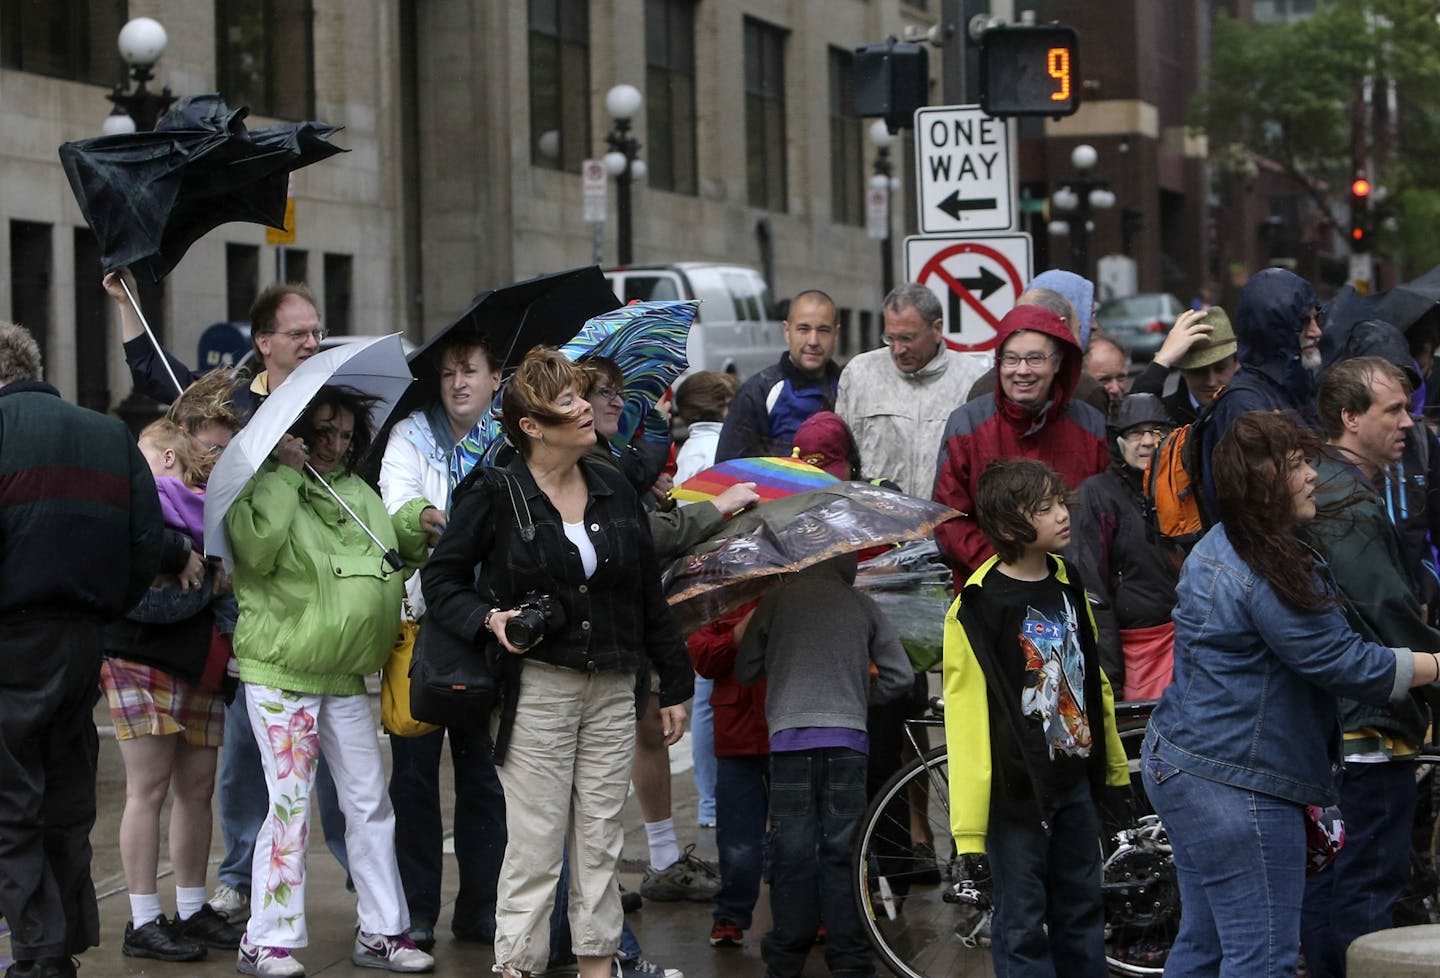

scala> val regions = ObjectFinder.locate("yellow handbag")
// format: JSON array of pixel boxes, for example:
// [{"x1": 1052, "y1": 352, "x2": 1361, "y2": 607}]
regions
[{"x1": 381, "y1": 612, "x2": 440, "y2": 737}]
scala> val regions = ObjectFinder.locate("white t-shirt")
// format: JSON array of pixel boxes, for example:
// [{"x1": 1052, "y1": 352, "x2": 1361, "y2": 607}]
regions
[{"x1": 563, "y1": 520, "x2": 598, "y2": 578}]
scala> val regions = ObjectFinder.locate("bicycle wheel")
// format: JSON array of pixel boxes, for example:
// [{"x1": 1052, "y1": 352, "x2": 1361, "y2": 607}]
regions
[
  {"x1": 854, "y1": 746, "x2": 991, "y2": 978},
  {"x1": 1102, "y1": 723, "x2": 1178, "y2": 976}
]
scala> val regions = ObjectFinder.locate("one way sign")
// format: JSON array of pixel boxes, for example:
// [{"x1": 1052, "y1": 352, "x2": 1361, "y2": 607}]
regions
[{"x1": 915, "y1": 105, "x2": 1013, "y2": 234}]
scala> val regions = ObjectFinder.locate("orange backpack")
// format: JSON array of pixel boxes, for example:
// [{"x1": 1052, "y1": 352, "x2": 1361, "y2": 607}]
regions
[{"x1": 1142, "y1": 423, "x2": 1206, "y2": 547}]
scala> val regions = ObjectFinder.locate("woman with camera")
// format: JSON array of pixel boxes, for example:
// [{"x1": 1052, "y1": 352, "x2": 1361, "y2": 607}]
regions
[{"x1": 422, "y1": 347, "x2": 692, "y2": 978}]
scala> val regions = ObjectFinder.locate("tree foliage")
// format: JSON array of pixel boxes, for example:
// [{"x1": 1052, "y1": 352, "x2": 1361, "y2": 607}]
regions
[{"x1": 1190, "y1": 0, "x2": 1440, "y2": 266}]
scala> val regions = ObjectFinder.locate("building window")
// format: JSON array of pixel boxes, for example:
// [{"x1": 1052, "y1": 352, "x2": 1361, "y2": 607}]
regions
[
  {"x1": 281, "y1": 248, "x2": 308, "y2": 286},
  {"x1": 324, "y1": 253, "x2": 352, "y2": 336},
  {"x1": 0, "y1": 0, "x2": 126, "y2": 86},
  {"x1": 744, "y1": 17, "x2": 787, "y2": 212},
  {"x1": 226, "y1": 243, "x2": 259, "y2": 324},
  {"x1": 216, "y1": 0, "x2": 315, "y2": 120},
  {"x1": 645, "y1": 0, "x2": 697, "y2": 195},
  {"x1": 10, "y1": 221, "x2": 51, "y2": 370},
  {"x1": 529, "y1": 0, "x2": 590, "y2": 171},
  {"x1": 74, "y1": 230, "x2": 109, "y2": 412},
  {"x1": 829, "y1": 46, "x2": 864, "y2": 226}
]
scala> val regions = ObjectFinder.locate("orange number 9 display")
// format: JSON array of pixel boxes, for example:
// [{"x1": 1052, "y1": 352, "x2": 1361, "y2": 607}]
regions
[{"x1": 1047, "y1": 47, "x2": 1071, "y2": 103}]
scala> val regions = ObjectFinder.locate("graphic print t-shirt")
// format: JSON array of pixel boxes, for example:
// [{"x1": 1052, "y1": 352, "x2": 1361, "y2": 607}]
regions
[{"x1": 983, "y1": 570, "x2": 1092, "y2": 800}]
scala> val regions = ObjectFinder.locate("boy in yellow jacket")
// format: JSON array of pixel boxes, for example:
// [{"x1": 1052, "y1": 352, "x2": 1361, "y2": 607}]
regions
[{"x1": 943, "y1": 458, "x2": 1129, "y2": 978}]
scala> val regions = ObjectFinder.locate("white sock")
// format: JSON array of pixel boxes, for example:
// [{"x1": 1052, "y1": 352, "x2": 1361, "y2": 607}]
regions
[
  {"x1": 175, "y1": 885, "x2": 207, "y2": 921},
  {"x1": 645, "y1": 818, "x2": 680, "y2": 871},
  {"x1": 130, "y1": 891, "x2": 163, "y2": 929}
]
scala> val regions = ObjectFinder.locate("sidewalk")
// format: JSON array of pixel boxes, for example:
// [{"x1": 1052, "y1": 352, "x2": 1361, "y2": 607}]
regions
[{"x1": 1, "y1": 696, "x2": 777, "y2": 978}]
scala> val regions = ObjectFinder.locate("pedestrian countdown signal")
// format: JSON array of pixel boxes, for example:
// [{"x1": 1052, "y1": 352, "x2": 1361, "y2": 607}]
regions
[{"x1": 979, "y1": 25, "x2": 1080, "y2": 118}]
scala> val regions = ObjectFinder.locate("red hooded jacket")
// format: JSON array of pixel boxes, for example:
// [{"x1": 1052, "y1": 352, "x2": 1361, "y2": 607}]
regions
[
  {"x1": 688, "y1": 602, "x2": 769, "y2": 757},
  {"x1": 931, "y1": 305, "x2": 1109, "y2": 588}
]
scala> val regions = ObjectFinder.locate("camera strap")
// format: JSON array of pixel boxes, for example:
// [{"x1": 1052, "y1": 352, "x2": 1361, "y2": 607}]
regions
[{"x1": 499, "y1": 471, "x2": 536, "y2": 543}]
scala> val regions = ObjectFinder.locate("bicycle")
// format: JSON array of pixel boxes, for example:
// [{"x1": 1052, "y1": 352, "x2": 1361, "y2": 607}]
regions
[{"x1": 853, "y1": 697, "x2": 1175, "y2": 978}]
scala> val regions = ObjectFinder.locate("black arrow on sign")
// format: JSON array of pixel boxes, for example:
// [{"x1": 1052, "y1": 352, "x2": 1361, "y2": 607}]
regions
[
  {"x1": 954, "y1": 266, "x2": 1006, "y2": 301},
  {"x1": 937, "y1": 189, "x2": 998, "y2": 221}
]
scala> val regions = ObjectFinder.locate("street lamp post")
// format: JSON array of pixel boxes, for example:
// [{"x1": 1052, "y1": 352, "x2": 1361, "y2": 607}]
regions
[
  {"x1": 1049, "y1": 144, "x2": 1116, "y2": 282},
  {"x1": 603, "y1": 84, "x2": 646, "y2": 266},
  {"x1": 104, "y1": 17, "x2": 175, "y2": 135},
  {"x1": 869, "y1": 120, "x2": 898, "y2": 299}
]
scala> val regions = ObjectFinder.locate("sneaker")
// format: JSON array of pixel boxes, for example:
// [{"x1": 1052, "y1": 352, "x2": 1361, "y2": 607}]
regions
[
  {"x1": 210, "y1": 883, "x2": 251, "y2": 925},
  {"x1": 639, "y1": 845, "x2": 721, "y2": 903},
  {"x1": 123, "y1": 916, "x2": 207, "y2": 962},
  {"x1": 351, "y1": 930, "x2": 435, "y2": 973},
  {"x1": 613, "y1": 957, "x2": 682, "y2": 978},
  {"x1": 620, "y1": 885, "x2": 643, "y2": 914},
  {"x1": 177, "y1": 904, "x2": 245, "y2": 949},
  {"x1": 708, "y1": 919, "x2": 743, "y2": 948},
  {"x1": 236, "y1": 936, "x2": 305, "y2": 978}
]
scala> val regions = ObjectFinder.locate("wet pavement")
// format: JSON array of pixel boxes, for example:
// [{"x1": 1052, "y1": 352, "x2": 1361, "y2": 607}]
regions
[{"x1": 1, "y1": 694, "x2": 808, "y2": 978}]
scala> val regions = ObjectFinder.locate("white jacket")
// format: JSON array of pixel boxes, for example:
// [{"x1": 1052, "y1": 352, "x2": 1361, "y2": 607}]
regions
[
  {"x1": 835, "y1": 346, "x2": 989, "y2": 497},
  {"x1": 674, "y1": 420, "x2": 724, "y2": 486},
  {"x1": 379, "y1": 409, "x2": 451, "y2": 619}
]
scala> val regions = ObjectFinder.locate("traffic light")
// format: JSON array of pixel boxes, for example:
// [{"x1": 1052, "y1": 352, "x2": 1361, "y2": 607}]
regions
[
  {"x1": 853, "y1": 39, "x2": 930, "y2": 133},
  {"x1": 1349, "y1": 176, "x2": 1372, "y2": 253},
  {"x1": 979, "y1": 25, "x2": 1080, "y2": 118}
]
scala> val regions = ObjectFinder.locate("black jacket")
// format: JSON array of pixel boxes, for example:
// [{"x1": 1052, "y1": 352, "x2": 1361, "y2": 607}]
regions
[
  {"x1": 714, "y1": 353, "x2": 841, "y2": 462},
  {"x1": 1128, "y1": 360, "x2": 1199, "y2": 426},
  {"x1": 0, "y1": 381, "x2": 164, "y2": 617},
  {"x1": 1067, "y1": 458, "x2": 1181, "y2": 691},
  {"x1": 422, "y1": 454, "x2": 692, "y2": 705},
  {"x1": 124, "y1": 334, "x2": 264, "y2": 418}
]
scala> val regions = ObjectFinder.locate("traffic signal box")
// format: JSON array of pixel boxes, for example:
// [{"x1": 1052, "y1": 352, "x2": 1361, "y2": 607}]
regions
[
  {"x1": 1349, "y1": 176, "x2": 1372, "y2": 253},
  {"x1": 980, "y1": 25, "x2": 1080, "y2": 118},
  {"x1": 853, "y1": 39, "x2": 930, "y2": 133}
]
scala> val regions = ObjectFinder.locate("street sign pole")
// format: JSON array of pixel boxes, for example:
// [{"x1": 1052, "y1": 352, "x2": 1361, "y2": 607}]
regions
[{"x1": 582, "y1": 158, "x2": 607, "y2": 265}]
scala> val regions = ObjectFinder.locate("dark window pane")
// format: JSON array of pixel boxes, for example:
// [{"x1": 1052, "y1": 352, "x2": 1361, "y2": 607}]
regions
[
  {"x1": 1, "y1": 0, "x2": 126, "y2": 86},
  {"x1": 10, "y1": 220, "x2": 52, "y2": 369},
  {"x1": 829, "y1": 47, "x2": 862, "y2": 226},
  {"x1": 644, "y1": 0, "x2": 696, "y2": 195},
  {"x1": 226, "y1": 243, "x2": 259, "y2": 323},
  {"x1": 282, "y1": 248, "x2": 308, "y2": 286},
  {"x1": 744, "y1": 18, "x2": 787, "y2": 211},
  {"x1": 74, "y1": 228, "x2": 110, "y2": 412},
  {"x1": 324, "y1": 252, "x2": 352, "y2": 336},
  {"x1": 216, "y1": 0, "x2": 314, "y2": 120},
  {"x1": 529, "y1": 0, "x2": 590, "y2": 171}
]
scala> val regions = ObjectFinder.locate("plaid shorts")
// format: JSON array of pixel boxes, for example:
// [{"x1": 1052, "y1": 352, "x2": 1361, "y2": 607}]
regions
[{"x1": 100, "y1": 656, "x2": 226, "y2": 747}]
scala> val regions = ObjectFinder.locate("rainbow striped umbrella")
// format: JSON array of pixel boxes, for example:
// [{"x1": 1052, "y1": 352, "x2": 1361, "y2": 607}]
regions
[
  {"x1": 670, "y1": 455, "x2": 839, "y2": 505},
  {"x1": 450, "y1": 299, "x2": 696, "y2": 484}
]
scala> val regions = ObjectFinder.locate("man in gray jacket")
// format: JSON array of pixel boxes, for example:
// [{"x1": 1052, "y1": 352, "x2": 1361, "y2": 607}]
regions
[{"x1": 835, "y1": 283, "x2": 987, "y2": 496}]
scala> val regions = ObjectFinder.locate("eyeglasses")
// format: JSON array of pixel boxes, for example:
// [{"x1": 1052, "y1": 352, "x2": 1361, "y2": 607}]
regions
[
  {"x1": 593, "y1": 385, "x2": 625, "y2": 402},
  {"x1": 882, "y1": 332, "x2": 922, "y2": 347},
  {"x1": 1122, "y1": 426, "x2": 1169, "y2": 441},
  {"x1": 271, "y1": 327, "x2": 328, "y2": 343},
  {"x1": 999, "y1": 352, "x2": 1058, "y2": 369}
]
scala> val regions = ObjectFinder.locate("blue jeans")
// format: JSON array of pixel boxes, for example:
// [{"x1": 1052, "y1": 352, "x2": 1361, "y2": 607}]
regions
[
  {"x1": 547, "y1": 849, "x2": 641, "y2": 965},
  {"x1": 218, "y1": 684, "x2": 350, "y2": 889},
  {"x1": 1143, "y1": 749, "x2": 1306, "y2": 978},
  {"x1": 763, "y1": 748, "x2": 873, "y2": 978},
  {"x1": 1300, "y1": 760, "x2": 1417, "y2": 978},
  {"x1": 388, "y1": 726, "x2": 506, "y2": 938},
  {"x1": 985, "y1": 778, "x2": 1106, "y2": 978},
  {"x1": 692, "y1": 674, "x2": 717, "y2": 825},
  {"x1": 714, "y1": 754, "x2": 767, "y2": 928}
]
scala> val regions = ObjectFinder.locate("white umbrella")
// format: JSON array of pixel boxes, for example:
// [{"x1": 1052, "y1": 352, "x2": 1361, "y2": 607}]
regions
[{"x1": 204, "y1": 333, "x2": 413, "y2": 571}]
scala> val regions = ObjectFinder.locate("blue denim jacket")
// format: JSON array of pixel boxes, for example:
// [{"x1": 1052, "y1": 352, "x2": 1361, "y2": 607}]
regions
[{"x1": 1145, "y1": 525, "x2": 1412, "y2": 806}]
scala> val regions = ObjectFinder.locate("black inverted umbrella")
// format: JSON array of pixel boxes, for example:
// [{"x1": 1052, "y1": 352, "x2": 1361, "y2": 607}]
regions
[
  {"x1": 59, "y1": 93, "x2": 347, "y2": 283},
  {"x1": 1375, "y1": 265, "x2": 1440, "y2": 333}
]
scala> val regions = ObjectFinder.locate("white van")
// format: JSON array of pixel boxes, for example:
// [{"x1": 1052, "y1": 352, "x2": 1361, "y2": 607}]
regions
[{"x1": 605, "y1": 263, "x2": 781, "y2": 380}]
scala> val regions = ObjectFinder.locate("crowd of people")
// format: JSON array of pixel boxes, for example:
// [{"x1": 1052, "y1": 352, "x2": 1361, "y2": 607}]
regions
[{"x1": 2, "y1": 258, "x2": 1439, "y2": 978}]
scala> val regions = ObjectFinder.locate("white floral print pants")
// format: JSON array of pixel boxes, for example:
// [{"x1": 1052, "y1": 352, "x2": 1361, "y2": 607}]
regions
[{"x1": 243, "y1": 684, "x2": 408, "y2": 948}]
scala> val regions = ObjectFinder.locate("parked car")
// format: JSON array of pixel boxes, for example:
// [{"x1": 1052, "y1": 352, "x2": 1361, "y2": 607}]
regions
[
  {"x1": 1096, "y1": 292, "x2": 1186, "y2": 362},
  {"x1": 605, "y1": 262, "x2": 781, "y2": 380}
]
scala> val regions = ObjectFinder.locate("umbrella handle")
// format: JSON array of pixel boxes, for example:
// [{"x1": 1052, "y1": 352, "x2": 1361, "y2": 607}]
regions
[
  {"x1": 119, "y1": 275, "x2": 186, "y2": 399},
  {"x1": 304, "y1": 463, "x2": 405, "y2": 572}
]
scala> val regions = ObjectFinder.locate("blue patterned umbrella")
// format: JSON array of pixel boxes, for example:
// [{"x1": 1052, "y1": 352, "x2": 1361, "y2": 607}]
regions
[{"x1": 450, "y1": 299, "x2": 697, "y2": 484}]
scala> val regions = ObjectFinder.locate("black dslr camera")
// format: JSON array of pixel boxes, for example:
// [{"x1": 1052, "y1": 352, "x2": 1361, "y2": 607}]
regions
[{"x1": 504, "y1": 593, "x2": 566, "y2": 651}]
